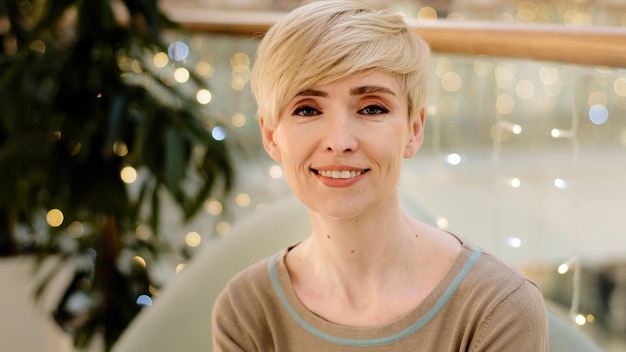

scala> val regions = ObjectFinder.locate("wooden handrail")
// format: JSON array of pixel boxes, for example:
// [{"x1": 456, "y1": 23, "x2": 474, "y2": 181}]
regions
[{"x1": 165, "y1": 8, "x2": 626, "y2": 68}]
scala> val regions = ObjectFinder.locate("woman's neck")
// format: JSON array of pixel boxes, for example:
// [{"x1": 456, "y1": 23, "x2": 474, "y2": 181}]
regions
[{"x1": 302, "y1": 198, "x2": 421, "y2": 289}]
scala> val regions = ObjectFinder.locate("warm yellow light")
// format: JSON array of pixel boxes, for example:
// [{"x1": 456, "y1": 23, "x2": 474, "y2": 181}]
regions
[
  {"x1": 112, "y1": 140, "x2": 128, "y2": 157},
  {"x1": 558, "y1": 264, "x2": 569, "y2": 274},
  {"x1": 205, "y1": 200, "x2": 223, "y2": 215},
  {"x1": 133, "y1": 256, "x2": 147, "y2": 268},
  {"x1": 442, "y1": 72, "x2": 461, "y2": 93},
  {"x1": 46, "y1": 209, "x2": 64, "y2": 227},
  {"x1": 517, "y1": 1, "x2": 537, "y2": 22},
  {"x1": 269, "y1": 165, "x2": 283, "y2": 179},
  {"x1": 135, "y1": 224, "x2": 151, "y2": 241},
  {"x1": 495, "y1": 64, "x2": 515, "y2": 89},
  {"x1": 538, "y1": 67, "x2": 559, "y2": 85},
  {"x1": 120, "y1": 166, "x2": 137, "y2": 184},
  {"x1": 174, "y1": 67, "x2": 190, "y2": 83},
  {"x1": 176, "y1": 263, "x2": 186, "y2": 273},
  {"x1": 231, "y1": 76, "x2": 246, "y2": 91},
  {"x1": 417, "y1": 7, "x2": 437, "y2": 21},
  {"x1": 216, "y1": 222, "x2": 230, "y2": 236},
  {"x1": 496, "y1": 94, "x2": 514, "y2": 115},
  {"x1": 153, "y1": 52, "x2": 169, "y2": 68},
  {"x1": 236, "y1": 193, "x2": 251, "y2": 208},
  {"x1": 588, "y1": 91, "x2": 608, "y2": 107},
  {"x1": 232, "y1": 113, "x2": 247, "y2": 128},
  {"x1": 196, "y1": 89, "x2": 213, "y2": 104},
  {"x1": 426, "y1": 104, "x2": 438, "y2": 116},
  {"x1": 230, "y1": 52, "x2": 250, "y2": 72},
  {"x1": 575, "y1": 314, "x2": 587, "y2": 326},
  {"x1": 185, "y1": 232, "x2": 202, "y2": 247},
  {"x1": 196, "y1": 61, "x2": 214, "y2": 78},
  {"x1": 564, "y1": 10, "x2": 592, "y2": 26}
]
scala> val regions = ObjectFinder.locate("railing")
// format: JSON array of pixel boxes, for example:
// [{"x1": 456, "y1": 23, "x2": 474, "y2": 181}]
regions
[{"x1": 165, "y1": 8, "x2": 626, "y2": 68}]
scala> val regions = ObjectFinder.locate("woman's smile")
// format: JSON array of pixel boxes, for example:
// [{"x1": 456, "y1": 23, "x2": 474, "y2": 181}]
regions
[{"x1": 312, "y1": 168, "x2": 368, "y2": 179}]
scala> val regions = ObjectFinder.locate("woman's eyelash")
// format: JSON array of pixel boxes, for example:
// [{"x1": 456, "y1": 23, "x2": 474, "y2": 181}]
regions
[
  {"x1": 293, "y1": 105, "x2": 320, "y2": 116},
  {"x1": 360, "y1": 105, "x2": 389, "y2": 114}
]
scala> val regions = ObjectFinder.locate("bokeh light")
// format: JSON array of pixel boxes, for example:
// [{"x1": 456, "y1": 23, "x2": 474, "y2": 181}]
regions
[
  {"x1": 236, "y1": 193, "x2": 251, "y2": 208},
  {"x1": 121, "y1": 166, "x2": 137, "y2": 184},
  {"x1": 46, "y1": 209, "x2": 64, "y2": 227},
  {"x1": 185, "y1": 232, "x2": 202, "y2": 247},
  {"x1": 196, "y1": 89, "x2": 213, "y2": 104},
  {"x1": 436, "y1": 217, "x2": 449, "y2": 230},
  {"x1": 216, "y1": 222, "x2": 230, "y2": 236},
  {"x1": 168, "y1": 41, "x2": 189, "y2": 61},
  {"x1": 589, "y1": 104, "x2": 609, "y2": 125},
  {"x1": 212, "y1": 126, "x2": 226, "y2": 141},
  {"x1": 196, "y1": 61, "x2": 214, "y2": 78},
  {"x1": 269, "y1": 165, "x2": 283, "y2": 179},
  {"x1": 153, "y1": 52, "x2": 169, "y2": 68},
  {"x1": 507, "y1": 237, "x2": 522, "y2": 248},
  {"x1": 417, "y1": 7, "x2": 437, "y2": 21},
  {"x1": 68, "y1": 221, "x2": 84, "y2": 238},
  {"x1": 133, "y1": 256, "x2": 147, "y2": 268},
  {"x1": 205, "y1": 200, "x2": 223, "y2": 215},
  {"x1": 231, "y1": 113, "x2": 247, "y2": 128},
  {"x1": 446, "y1": 153, "x2": 462, "y2": 165},
  {"x1": 174, "y1": 67, "x2": 190, "y2": 83},
  {"x1": 136, "y1": 295, "x2": 152, "y2": 306},
  {"x1": 135, "y1": 224, "x2": 152, "y2": 241}
]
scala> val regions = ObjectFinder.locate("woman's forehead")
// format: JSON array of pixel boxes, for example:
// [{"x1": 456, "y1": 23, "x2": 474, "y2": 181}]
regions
[{"x1": 296, "y1": 69, "x2": 403, "y2": 96}]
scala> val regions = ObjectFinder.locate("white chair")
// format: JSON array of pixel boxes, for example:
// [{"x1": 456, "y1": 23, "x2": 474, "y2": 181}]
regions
[{"x1": 112, "y1": 194, "x2": 602, "y2": 352}]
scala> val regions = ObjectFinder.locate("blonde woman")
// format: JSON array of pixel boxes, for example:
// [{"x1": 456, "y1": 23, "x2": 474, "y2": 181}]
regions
[{"x1": 212, "y1": 1, "x2": 549, "y2": 350}]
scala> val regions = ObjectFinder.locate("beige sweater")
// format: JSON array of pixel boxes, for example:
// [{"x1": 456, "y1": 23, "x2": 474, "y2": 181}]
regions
[{"x1": 212, "y1": 239, "x2": 549, "y2": 351}]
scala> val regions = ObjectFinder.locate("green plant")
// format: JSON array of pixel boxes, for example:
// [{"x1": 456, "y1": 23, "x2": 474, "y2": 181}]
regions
[{"x1": 0, "y1": 0, "x2": 233, "y2": 349}]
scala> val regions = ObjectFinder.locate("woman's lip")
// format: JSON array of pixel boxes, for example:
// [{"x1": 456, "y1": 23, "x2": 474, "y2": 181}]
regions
[
  {"x1": 312, "y1": 168, "x2": 368, "y2": 187},
  {"x1": 315, "y1": 169, "x2": 364, "y2": 179},
  {"x1": 311, "y1": 168, "x2": 369, "y2": 179}
]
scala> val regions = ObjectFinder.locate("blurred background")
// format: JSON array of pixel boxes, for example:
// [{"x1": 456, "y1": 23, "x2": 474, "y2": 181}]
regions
[{"x1": 1, "y1": 0, "x2": 625, "y2": 351}]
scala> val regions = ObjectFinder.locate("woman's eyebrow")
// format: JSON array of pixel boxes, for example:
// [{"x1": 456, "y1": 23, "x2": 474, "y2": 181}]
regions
[
  {"x1": 351, "y1": 86, "x2": 396, "y2": 96},
  {"x1": 296, "y1": 89, "x2": 328, "y2": 97}
]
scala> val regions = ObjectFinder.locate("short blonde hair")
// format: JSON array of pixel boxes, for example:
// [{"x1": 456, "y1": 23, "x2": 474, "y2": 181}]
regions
[{"x1": 251, "y1": 0, "x2": 430, "y2": 129}]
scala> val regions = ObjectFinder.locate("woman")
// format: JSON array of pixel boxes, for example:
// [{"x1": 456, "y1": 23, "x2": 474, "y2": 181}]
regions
[{"x1": 212, "y1": 1, "x2": 549, "y2": 350}]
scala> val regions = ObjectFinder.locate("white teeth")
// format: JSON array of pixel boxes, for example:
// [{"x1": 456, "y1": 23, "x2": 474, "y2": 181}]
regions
[{"x1": 318, "y1": 170, "x2": 363, "y2": 179}]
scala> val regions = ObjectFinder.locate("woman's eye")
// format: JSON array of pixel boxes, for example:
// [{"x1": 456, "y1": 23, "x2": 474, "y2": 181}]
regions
[
  {"x1": 293, "y1": 106, "x2": 320, "y2": 117},
  {"x1": 359, "y1": 105, "x2": 389, "y2": 115}
]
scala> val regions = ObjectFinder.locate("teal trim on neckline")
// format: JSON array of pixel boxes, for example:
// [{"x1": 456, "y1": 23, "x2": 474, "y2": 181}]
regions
[{"x1": 268, "y1": 246, "x2": 483, "y2": 347}]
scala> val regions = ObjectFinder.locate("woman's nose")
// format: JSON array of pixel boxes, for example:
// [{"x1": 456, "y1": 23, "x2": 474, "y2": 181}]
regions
[{"x1": 323, "y1": 111, "x2": 358, "y2": 153}]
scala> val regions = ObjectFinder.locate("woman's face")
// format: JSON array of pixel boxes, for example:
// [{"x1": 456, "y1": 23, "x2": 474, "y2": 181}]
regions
[{"x1": 261, "y1": 70, "x2": 424, "y2": 219}]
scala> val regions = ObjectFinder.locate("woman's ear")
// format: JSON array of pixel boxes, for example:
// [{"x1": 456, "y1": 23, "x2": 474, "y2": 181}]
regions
[
  {"x1": 259, "y1": 116, "x2": 282, "y2": 162},
  {"x1": 404, "y1": 108, "x2": 425, "y2": 158}
]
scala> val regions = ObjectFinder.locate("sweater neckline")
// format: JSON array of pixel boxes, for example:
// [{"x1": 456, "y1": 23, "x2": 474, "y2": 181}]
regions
[{"x1": 267, "y1": 238, "x2": 482, "y2": 347}]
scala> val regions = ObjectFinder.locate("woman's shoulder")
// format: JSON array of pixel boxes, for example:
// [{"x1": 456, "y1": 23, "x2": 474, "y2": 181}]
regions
[
  {"x1": 213, "y1": 250, "x2": 284, "y2": 322},
  {"x1": 221, "y1": 252, "x2": 279, "y2": 295},
  {"x1": 453, "y1": 238, "x2": 545, "y2": 310}
]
